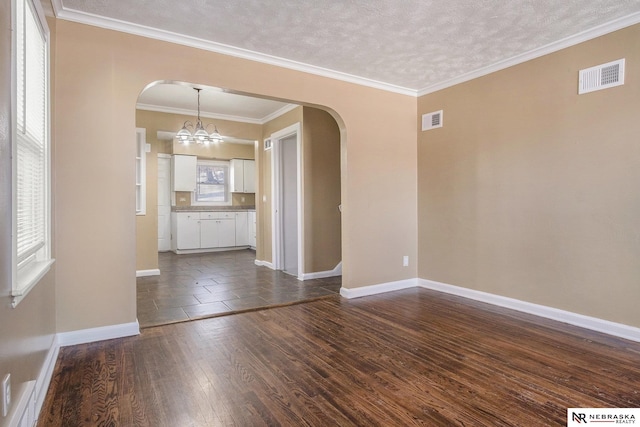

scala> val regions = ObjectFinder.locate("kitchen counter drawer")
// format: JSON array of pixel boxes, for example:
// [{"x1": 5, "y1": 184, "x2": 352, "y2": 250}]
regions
[{"x1": 201, "y1": 212, "x2": 235, "y2": 220}]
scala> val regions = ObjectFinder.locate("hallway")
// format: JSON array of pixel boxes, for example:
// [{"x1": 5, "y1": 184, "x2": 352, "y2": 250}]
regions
[{"x1": 136, "y1": 250, "x2": 341, "y2": 328}]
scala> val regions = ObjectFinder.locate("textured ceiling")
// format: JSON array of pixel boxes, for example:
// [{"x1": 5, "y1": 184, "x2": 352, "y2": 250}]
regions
[{"x1": 55, "y1": 0, "x2": 640, "y2": 92}]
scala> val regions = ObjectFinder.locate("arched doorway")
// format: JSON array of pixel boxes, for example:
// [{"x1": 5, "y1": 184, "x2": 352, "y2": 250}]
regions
[{"x1": 134, "y1": 81, "x2": 343, "y2": 327}]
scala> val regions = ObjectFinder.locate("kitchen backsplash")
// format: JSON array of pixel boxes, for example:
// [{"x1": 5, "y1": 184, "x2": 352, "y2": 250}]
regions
[{"x1": 174, "y1": 191, "x2": 255, "y2": 208}]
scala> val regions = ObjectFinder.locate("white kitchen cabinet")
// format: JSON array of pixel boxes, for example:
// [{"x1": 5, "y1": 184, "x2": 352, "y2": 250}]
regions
[
  {"x1": 230, "y1": 159, "x2": 256, "y2": 193},
  {"x1": 200, "y1": 212, "x2": 236, "y2": 248},
  {"x1": 175, "y1": 212, "x2": 200, "y2": 250},
  {"x1": 173, "y1": 210, "x2": 252, "y2": 253},
  {"x1": 199, "y1": 218, "x2": 218, "y2": 249},
  {"x1": 235, "y1": 212, "x2": 249, "y2": 246},
  {"x1": 248, "y1": 211, "x2": 256, "y2": 249},
  {"x1": 243, "y1": 160, "x2": 255, "y2": 193},
  {"x1": 218, "y1": 219, "x2": 236, "y2": 247},
  {"x1": 171, "y1": 155, "x2": 197, "y2": 192}
]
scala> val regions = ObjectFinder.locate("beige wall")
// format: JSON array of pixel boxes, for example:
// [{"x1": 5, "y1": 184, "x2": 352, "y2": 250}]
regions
[
  {"x1": 134, "y1": 109, "x2": 258, "y2": 271},
  {"x1": 0, "y1": 10, "x2": 57, "y2": 416},
  {"x1": 54, "y1": 20, "x2": 417, "y2": 331},
  {"x1": 302, "y1": 107, "x2": 342, "y2": 272},
  {"x1": 418, "y1": 24, "x2": 640, "y2": 327}
]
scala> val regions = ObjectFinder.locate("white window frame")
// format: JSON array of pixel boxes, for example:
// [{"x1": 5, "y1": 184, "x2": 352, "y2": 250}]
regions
[
  {"x1": 191, "y1": 159, "x2": 232, "y2": 206},
  {"x1": 11, "y1": 0, "x2": 53, "y2": 307},
  {"x1": 135, "y1": 128, "x2": 146, "y2": 215}
]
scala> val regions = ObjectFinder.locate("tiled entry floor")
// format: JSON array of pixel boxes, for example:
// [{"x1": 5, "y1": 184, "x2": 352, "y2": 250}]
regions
[{"x1": 137, "y1": 250, "x2": 342, "y2": 328}]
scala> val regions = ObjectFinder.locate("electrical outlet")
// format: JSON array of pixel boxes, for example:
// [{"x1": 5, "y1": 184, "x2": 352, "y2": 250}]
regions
[
  {"x1": 2, "y1": 373, "x2": 10, "y2": 417},
  {"x1": 403, "y1": 256, "x2": 409, "y2": 267}
]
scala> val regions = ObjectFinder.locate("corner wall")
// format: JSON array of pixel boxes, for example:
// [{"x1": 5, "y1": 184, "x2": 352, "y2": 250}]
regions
[{"x1": 417, "y1": 24, "x2": 640, "y2": 327}]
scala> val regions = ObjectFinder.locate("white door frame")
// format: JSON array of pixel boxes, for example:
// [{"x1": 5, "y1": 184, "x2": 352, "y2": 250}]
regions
[
  {"x1": 270, "y1": 122, "x2": 304, "y2": 279},
  {"x1": 157, "y1": 153, "x2": 172, "y2": 252}
]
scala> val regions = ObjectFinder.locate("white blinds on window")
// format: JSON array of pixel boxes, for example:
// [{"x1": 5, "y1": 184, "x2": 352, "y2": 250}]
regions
[{"x1": 16, "y1": 0, "x2": 47, "y2": 265}]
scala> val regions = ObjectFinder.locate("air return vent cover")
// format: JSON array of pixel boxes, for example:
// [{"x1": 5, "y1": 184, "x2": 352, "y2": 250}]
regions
[
  {"x1": 579, "y1": 58, "x2": 625, "y2": 94},
  {"x1": 422, "y1": 110, "x2": 443, "y2": 131}
]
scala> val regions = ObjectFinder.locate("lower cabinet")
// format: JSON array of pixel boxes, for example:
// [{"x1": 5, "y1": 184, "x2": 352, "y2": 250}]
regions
[
  {"x1": 172, "y1": 211, "x2": 250, "y2": 252},
  {"x1": 235, "y1": 212, "x2": 249, "y2": 246},
  {"x1": 200, "y1": 212, "x2": 236, "y2": 248},
  {"x1": 248, "y1": 211, "x2": 256, "y2": 249},
  {"x1": 175, "y1": 212, "x2": 200, "y2": 250}
]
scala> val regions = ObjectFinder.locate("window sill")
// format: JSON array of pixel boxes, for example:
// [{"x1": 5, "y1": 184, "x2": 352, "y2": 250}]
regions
[{"x1": 12, "y1": 258, "x2": 55, "y2": 308}]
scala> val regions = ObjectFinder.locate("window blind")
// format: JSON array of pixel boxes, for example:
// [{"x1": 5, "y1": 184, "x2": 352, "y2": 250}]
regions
[{"x1": 15, "y1": 0, "x2": 48, "y2": 267}]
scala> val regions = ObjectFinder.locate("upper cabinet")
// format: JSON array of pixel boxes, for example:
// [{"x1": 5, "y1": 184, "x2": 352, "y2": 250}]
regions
[
  {"x1": 171, "y1": 154, "x2": 197, "y2": 192},
  {"x1": 230, "y1": 159, "x2": 256, "y2": 193}
]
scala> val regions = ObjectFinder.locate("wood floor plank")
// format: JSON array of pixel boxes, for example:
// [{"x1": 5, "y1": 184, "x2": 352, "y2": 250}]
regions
[{"x1": 39, "y1": 289, "x2": 640, "y2": 426}]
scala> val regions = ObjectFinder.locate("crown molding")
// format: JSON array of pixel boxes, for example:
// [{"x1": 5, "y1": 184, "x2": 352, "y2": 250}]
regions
[
  {"x1": 260, "y1": 104, "x2": 300, "y2": 124},
  {"x1": 136, "y1": 103, "x2": 263, "y2": 125},
  {"x1": 417, "y1": 11, "x2": 640, "y2": 97},
  {"x1": 50, "y1": 2, "x2": 417, "y2": 97},
  {"x1": 136, "y1": 102, "x2": 300, "y2": 125}
]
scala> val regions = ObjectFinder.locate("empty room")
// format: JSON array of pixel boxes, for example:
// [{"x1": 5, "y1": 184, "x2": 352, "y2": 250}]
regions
[{"x1": 1, "y1": 0, "x2": 639, "y2": 426}]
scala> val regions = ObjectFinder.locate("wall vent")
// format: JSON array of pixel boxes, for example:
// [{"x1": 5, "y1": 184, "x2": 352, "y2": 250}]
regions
[
  {"x1": 422, "y1": 110, "x2": 443, "y2": 131},
  {"x1": 579, "y1": 58, "x2": 625, "y2": 94},
  {"x1": 264, "y1": 138, "x2": 272, "y2": 150}
]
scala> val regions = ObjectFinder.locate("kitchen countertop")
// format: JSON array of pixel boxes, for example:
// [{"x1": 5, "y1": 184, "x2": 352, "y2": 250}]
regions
[{"x1": 172, "y1": 206, "x2": 255, "y2": 212}]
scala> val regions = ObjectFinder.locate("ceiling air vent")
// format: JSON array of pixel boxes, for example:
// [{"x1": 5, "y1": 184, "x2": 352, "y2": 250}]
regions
[
  {"x1": 264, "y1": 138, "x2": 272, "y2": 150},
  {"x1": 579, "y1": 58, "x2": 625, "y2": 95},
  {"x1": 422, "y1": 110, "x2": 443, "y2": 131}
]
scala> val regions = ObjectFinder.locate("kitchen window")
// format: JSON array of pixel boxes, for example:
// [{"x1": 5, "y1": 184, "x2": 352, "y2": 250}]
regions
[
  {"x1": 192, "y1": 160, "x2": 232, "y2": 206},
  {"x1": 12, "y1": 0, "x2": 53, "y2": 307}
]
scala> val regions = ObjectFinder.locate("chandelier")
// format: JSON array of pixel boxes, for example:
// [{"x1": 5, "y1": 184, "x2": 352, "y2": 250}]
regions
[{"x1": 175, "y1": 88, "x2": 223, "y2": 144}]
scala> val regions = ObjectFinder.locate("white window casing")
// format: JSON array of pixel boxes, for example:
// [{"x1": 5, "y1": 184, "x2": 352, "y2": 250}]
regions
[{"x1": 12, "y1": 0, "x2": 53, "y2": 307}]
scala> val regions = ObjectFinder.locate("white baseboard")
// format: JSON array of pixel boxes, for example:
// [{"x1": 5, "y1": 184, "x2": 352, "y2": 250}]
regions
[
  {"x1": 419, "y1": 278, "x2": 640, "y2": 343},
  {"x1": 57, "y1": 320, "x2": 140, "y2": 347},
  {"x1": 340, "y1": 278, "x2": 418, "y2": 299},
  {"x1": 254, "y1": 259, "x2": 275, "y2": 269},
  {"x1": 300, "y1": 261, "x2": 342, "y2": 280},
  {"x1": 339, "y1": 276, "x2": 640, "y2": 342},
  {"x1": 6, "y1": 380, "x2": 36, "y2": 427},
  {"x1": 35, "y1": 336, "x2": 59, "y2": 419},
  {"x1": 136, "y1": 269, "x2": 160, "y2": 277},
  {"x1": 174, "y1": 246, "x2": 249, "y2": 255}
]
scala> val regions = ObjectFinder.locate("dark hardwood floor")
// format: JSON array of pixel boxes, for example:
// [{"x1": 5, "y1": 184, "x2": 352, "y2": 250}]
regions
[
  {"x1": 137, "y1": 250, "x2": 341, "y2": 328},
  {"x1": 41, "y1": 288, "x2": 640, "y2": 426}
]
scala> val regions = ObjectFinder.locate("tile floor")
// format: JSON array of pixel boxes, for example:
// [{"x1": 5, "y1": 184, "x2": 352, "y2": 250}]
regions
[{"x1": 137, "y1": 250, "x2": 342, "y2": 328}]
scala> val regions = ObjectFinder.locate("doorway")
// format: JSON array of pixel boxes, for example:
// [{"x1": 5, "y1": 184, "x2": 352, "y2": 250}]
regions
[
  {"x1": 271, "y1": 123, "x2": 303, "y2": 279},
  {"x1": 280, "y1": 135, "x2": 298, "y2": 276}
]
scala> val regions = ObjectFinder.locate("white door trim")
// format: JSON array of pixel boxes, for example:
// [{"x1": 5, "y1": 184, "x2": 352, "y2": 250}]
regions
[
  {"x1": 270, "y1": 122, "x2": 304, "y2": 279},
  {"x1": 157, "y1": 153, "x2": 172, "y2": 252}
]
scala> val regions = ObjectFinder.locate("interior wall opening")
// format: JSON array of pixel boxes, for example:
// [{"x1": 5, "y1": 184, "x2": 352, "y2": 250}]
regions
[{"x1": 134, "y1": 80, "x2": 343, "y2": 328}]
